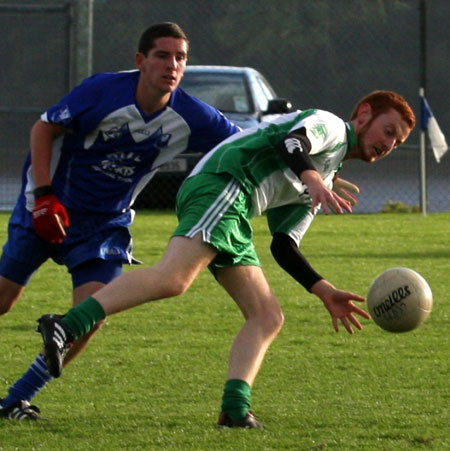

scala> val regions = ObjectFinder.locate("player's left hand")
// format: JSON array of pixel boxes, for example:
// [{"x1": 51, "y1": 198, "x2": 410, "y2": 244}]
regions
[
  {"x1": 332, "y1": 177, "x2": 360, "y2": 206},
  {"x1": 311, "y1": 279, "x2": 371, "y2": 334}
]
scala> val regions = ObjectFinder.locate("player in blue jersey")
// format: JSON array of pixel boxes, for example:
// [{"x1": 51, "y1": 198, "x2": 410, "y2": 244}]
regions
[
  {"x1": 33, "y1": 91, "x2": 415, "y2": 428},
  {"x1": 0, "y1": 22, "x2": 240, "y2": 420}
]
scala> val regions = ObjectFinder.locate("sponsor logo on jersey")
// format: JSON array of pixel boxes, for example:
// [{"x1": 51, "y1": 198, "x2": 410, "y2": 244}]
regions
[
  {"x1": 311, "y1": 124, "x2": 327, "y2": 140},
  {"x1": 91, "y1": 127, "x2": 172, "y2": 183}
]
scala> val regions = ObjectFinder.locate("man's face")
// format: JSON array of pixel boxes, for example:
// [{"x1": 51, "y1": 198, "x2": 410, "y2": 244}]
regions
[
  {"x1": 136, "y1": 37, "x2": 188, "y2": 95},
  {"x1": 354, "y1": 107, "x2": 412, "y2": 163}
]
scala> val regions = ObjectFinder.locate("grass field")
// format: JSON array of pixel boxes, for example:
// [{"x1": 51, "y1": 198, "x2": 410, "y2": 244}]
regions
[{"x1": 0, "y1": 211, "x2": 449, "y2": 450}]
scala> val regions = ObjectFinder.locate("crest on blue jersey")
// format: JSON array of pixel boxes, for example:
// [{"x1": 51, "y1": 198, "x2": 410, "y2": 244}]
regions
[
  {"x1": 145, "y1": 126, "x2": 171, "y2": 149},
  {"x1": 102, "y1": 123, "x2": 129, "y2": 141},
  {"x1": 96, "y1": 124, "x2": 171, "y2": 151}
]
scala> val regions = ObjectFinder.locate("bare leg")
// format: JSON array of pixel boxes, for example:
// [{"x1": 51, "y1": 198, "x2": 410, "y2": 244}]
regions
[
  {"x1": 63, "y1": 281, "x2": 107, "y2": 366},
  {"x1": 216, "y1": 265, "x2": 284, "y2": 386},
  {"x1": 94, "y1": 235, "x2": 217, "y2": 315},
  {"x1": 0, "y1": 276, "x2": 25, "y2": 315},
  {"x1": 0, "y1": 271, "x2": 107, "y2": 366}
]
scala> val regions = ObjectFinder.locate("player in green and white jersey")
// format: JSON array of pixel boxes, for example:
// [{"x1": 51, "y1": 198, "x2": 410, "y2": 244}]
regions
[{"x1": 35, "y1": 90, "x2": 416, "y2": 429}]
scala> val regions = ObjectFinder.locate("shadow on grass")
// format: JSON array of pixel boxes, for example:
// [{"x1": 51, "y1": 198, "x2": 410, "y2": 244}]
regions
[{"x1": 324, "y1": 250, "x2": 450, "y2": 259}]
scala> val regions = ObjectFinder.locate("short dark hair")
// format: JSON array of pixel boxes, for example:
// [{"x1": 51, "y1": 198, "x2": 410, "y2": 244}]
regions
[
  {"x1": 138, "y1": 22, "x2": 189, "y2": 56},
  {"x1": 351, "y1": 90, "x2": 416, "y2": 130}
]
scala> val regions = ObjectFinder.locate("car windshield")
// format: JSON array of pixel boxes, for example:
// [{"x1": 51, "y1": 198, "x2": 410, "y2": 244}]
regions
[{"x1": 180, "y1": 72, "x2": 252, "y2": 113}]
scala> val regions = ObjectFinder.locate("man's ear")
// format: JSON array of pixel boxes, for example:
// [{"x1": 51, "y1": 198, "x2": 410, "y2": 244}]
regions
[
  {"x1": 356, "y1": 102, "x2": 373, "y2": 126},
  {"x1": 135, "y1": 52, "x2": 145, "y2": 70}
]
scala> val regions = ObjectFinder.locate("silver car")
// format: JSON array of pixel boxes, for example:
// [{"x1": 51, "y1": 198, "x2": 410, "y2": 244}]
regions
[{"x1": 180, "y1": 65, "x2": 292, "y2": 129}]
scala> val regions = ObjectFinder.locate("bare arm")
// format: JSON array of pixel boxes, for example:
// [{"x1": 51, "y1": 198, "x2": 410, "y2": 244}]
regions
[
  {"x1": 30, "y1": 120, "x2": 66, "y2": 187},
  {"x1": 29, "y1": 120, "x2": 70, "y2": 244}
]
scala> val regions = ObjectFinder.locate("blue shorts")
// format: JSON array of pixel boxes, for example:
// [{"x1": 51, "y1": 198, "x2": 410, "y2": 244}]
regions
[{"x1": 0, "y1": 201, "x2": 138, "y2": 288}]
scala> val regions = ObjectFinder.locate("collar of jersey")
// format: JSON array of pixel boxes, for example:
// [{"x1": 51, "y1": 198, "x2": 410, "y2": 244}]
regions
[{"x1": 345, "y1": 122, "x2": 357, "y2": 152}]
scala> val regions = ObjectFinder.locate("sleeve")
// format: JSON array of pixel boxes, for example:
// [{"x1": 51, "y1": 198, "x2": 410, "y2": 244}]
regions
[
  {"x1": 267, "y1": 203, "x2": 323, "y2": 292},
  {"x1": 41, "y1": 74, "x2": 105, "y2": 131},
  {"x1": 276, "y1": 126, "x2": 316, "y2": 176},
  {"x1": 270, "y1": 232, "x2": 323, "y2": 292}
]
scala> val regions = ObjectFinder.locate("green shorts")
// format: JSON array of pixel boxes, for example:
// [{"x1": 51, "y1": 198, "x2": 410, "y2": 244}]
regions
[{"x1": 174, "y1": 173, "x2": 261, "y2": 269}]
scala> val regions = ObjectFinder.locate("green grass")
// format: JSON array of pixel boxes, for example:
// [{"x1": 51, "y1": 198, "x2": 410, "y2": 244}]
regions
[{"x1": 0, "y1": 211, "x2": 449, "y2": 450}]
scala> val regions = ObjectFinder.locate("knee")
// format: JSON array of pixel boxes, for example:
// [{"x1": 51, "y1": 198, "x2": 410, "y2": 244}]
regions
[
  {"x1": 258, "y1": 307, "x2": 285, "y2": 337},
  {"x1": 268, "y1": 309, "x2": 285, "y2": 334},
  {"x1": 160, "y1": 277, "x2": 191, "y2": 298}
]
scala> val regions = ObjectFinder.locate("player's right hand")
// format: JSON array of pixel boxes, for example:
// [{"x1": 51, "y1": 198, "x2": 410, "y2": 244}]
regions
[
  {"x1": 301, "y1": 169, "x2": 353, "y2": 214},
  {"x1": 32, "y1": 194, "x2": 70, "y2": 244}
]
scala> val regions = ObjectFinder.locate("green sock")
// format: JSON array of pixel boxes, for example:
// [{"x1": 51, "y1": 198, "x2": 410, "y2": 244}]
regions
[
  {"x1": 221, "y1": 379, "x2": 251, "y2": 420},
  {"x1": 61, "y1": 297, "x2": 106, "y2": 340}
]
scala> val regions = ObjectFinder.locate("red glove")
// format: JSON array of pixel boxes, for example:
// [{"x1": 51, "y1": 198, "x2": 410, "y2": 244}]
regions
[{"x1": 32, "y1": 189, "x2": 70, "y2": 244}]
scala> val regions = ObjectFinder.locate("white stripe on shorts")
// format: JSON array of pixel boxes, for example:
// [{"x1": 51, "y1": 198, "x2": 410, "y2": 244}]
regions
[{"x1": 186, "y1": 178, "x2": 242, "y2": 242}]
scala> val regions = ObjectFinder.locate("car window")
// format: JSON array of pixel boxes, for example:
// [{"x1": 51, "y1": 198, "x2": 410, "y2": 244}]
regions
[
  {"x1": 180, "y1": 72, "x2": 251, "y2": 113},
  {"x1": 250, "y1": 74, "x2": 277, "y2": 113}
]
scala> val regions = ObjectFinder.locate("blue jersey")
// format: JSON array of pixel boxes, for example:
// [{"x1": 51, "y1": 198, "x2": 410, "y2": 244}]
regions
[{"x1": 20, "y1": 70, "x2": 239, "y2": 213}]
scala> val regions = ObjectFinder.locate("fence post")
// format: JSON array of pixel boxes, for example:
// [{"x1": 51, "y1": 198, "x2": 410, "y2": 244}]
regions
[
  {"x1": 419, "y1": 0, "x2": 427, "y2": 216},
  {"x1": 70, "y1": 0, "x2": 94, "y2": 88}
]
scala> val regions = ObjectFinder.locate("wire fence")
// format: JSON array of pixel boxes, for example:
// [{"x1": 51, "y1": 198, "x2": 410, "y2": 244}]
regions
[{"x1": 0, "y1": 0, "x2": 448, "y2": 213}]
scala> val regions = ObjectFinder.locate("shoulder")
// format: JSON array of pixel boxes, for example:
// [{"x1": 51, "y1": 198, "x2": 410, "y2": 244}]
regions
[
  {"x1": 170, "y1": 88, "x2": 239, "y2": 131},
  {"x1": 77, "y1": 70, "x2": 139, "y2": 93},
  {"x1": 294, "y1": 109, "x2": 345, "y2": 139},
  {"x1": 295, "y1": 109, "x2": 344, "y2": 128},
  {"x1": 170, "y1": 88, "x2": 222, "y2": 117},
  {"x1": 70, "y1": 70, "x2": 139, "y2": 106},
  {"x1": 313, "y1": 109, "x2": 344, "y2": 126},
  {"x1": 44, "y1": 71, "x2": 139, "y2": 127}
]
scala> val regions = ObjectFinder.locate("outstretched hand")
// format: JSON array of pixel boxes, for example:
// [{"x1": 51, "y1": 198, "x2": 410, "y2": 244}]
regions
[
  {"x1": 311, "y1": 279, "x2": 371, "y2": 334},
  {"x1": 301, "y1": 170, "x2": 353, "y2": 214}
]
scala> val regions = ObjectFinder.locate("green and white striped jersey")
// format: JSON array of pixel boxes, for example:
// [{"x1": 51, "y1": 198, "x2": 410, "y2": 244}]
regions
[{"x1": 189, "y1": 109, "x2": 356, "y2": 244}]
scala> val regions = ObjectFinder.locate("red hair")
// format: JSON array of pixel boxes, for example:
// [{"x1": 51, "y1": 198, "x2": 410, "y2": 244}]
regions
[{"x1": 351, "y1": 91, "x2": 416, "y2": 129}]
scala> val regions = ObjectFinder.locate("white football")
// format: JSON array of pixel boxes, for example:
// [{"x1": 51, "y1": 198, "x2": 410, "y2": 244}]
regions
[{"x1": 367, "y1": 267, "x2": 433, "y2": 333}]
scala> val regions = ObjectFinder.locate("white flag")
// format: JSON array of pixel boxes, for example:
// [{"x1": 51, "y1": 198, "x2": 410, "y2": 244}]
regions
[{"x1": 421, "y1": 96, "x2": 448, "y2": 163}]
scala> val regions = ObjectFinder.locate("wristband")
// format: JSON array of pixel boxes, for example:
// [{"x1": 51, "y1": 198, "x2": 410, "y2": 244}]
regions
[{"x1": 34, "y1": 185, "x2": 54, "y2": 200}]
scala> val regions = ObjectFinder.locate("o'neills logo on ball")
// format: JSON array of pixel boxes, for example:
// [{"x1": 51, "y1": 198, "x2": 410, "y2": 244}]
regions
[{"x1": 373, "y1": 285, "x2": 411, "y2": 317}]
